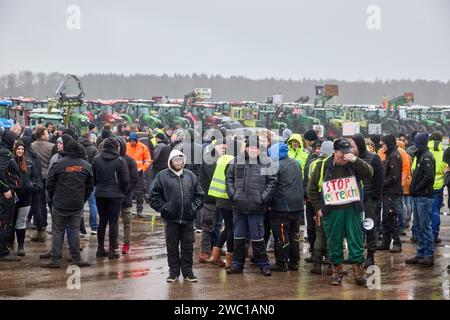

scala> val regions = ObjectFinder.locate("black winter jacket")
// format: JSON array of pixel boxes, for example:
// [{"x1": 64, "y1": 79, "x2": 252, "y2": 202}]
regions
[
  {"x1": 382, "y1": 148, "x2": 403, "y2": 196},
  {"x1": 0, "y1": 142, "x2": 21, "y2": 196},
  {"x1": 225, "y1": 155, "x2": 277, "y2": 214},
  {"x1": 46, "y1": 154, "x2": 93, "y2": 212},
  {"x1": 152, "y1": 141, "x2": 171, "y2": 173},
  {"x1": 353, "y1": 134, "x2": 384, "y2": 200},
  {"x1": 199, "y1": 148, "x2": 219, "y2": 204},
  {"x1": 22, "y1": 137, "x2": 43, "y2": 191},
  {"x1": 78, "y1": 137, "x2": 98, "y2": 164},
  {"x1": 92, "y1": 148, "x2": 129, "y2": 199},
  {"x1": 270, "y1": 156, "x2": 304, "y2": 214},
  {"x1": 150, "y1": 168, "x2": 204, "y2": 224},
  {"x1": 116, "y1": 137, "x2": 138, "y2": 208},
  {"x1": 410, "y1": 150, "x2": 435, "y2": 198}
]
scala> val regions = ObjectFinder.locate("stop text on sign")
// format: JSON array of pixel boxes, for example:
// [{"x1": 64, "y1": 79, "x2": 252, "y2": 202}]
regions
[{"x1": 323, "y1": 176, "x2": 360, "y2": 205}]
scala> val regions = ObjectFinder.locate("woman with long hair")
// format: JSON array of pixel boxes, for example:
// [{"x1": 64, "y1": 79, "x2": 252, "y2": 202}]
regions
[{"x1": 11, "y1": 141, "x2": 35, "y2": 256}]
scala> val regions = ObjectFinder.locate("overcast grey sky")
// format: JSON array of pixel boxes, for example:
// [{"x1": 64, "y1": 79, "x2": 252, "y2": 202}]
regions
[{"x1": 1, "y1": 0, "x2": 449, "y2": 81}]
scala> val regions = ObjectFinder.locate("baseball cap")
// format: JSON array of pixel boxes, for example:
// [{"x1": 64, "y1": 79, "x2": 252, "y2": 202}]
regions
[{"x1": 333, "y1": 139, "x2": 353, "y2": 154}]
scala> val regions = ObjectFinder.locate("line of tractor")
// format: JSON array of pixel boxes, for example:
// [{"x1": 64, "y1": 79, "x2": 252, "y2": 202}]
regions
[{"x1": 1, "y1": 76, "x2": 449, "y2": 137}]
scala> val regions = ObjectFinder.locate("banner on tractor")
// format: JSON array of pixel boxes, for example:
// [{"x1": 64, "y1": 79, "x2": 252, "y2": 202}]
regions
[
  {"x1": 272, "y1": 94, "x2": 283, "y2": 105},
  {"x1": 322, "y1": 176, "x2": 361, "y2": 206},
  {"x1": 342, "y1": 122, "x2": 360, "y2": 136},
  {"x1": 368, "y1": 123, "x2": 382, "y2": 135},
  {"x1": 194, "y1": 88, "x2": 212, "y2": 99},
  {"x1": 313, "y1": 125, "x2": 324, "y2": 138}
]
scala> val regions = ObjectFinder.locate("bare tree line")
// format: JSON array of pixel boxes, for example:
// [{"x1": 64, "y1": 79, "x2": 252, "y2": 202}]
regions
[{"x1": 1, "y1": 71, "x2": 449, "y2": 105}]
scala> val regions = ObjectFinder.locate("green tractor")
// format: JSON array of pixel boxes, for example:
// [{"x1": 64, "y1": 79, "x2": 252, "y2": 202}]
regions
[
  {"x1": 29, "y1": 113, "x2": 64, "y2": 129},
  {"x1": 47, "y1": 74, "x2": 89, "y2": 133},
  {"x1": 279, "y1": 103, "x2": 320, "y2": 133},
  {"x1": 157, "y1": 104, "x2": 190, "y2": 129},
  {"x1": 228, "y1": 102, "x2": 256, "y2": 128},
  {"x1": 253, "y1": 103, "x2": 286, "y2": 131},
  {"x1": 122, "y1": 102, "x2": 162, "y2": 129},
  {"x1": 408, "y1": 107, "x2": 447, "y2": 136},
  {"x1": 380, "y1": 93, "x2": 423, "y2": 135},
  {"x1": 310, "y1": 107, "x2": 343, "y2": 137}
]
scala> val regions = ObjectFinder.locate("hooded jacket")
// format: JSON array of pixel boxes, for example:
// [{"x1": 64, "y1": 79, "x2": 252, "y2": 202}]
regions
[
  {"x1": 353, "y1": 133, "x2": 384, "y2": 200},
  {"x1": 126, "y1": 140, "x2": 152, "y2": 173},
  {"x1": 78, "y1": 136, "x2": 98, "y2": 164},
  {"x1": 381, "y1": 135, "x2": 403, "y2": 196},
  {"x1": 115, "y1": 137, "x2": 138, "y2": 208},
  {"x1": 149, "y1": 150, "x2": 205, "y2": 224},
  {"x1": 92, "y1": 138, "x2": 130, "y2": 198},
  {"x1": 46, "y1": 139, "x2": 93, "y2": 212},
  {"x1": 287, "y1": 134, "x2": 310, "y2": 171},
  {"x1": 225, "y1": 149, "x2": 277, "y2": 214},
  {"x1": 268, "y1": 143, "x2": 304, "y2": 213},
  {"x1": 21, "y1": 136, "x2": 42, "y2": 191},
  {"x1": 0, "y1": 130, "x2": 21, "y2": 198},
  {"x1": 152, "y1": 140, "x2": 171, "y2": 174},
  {"x1": 199, "y1": 146, "x2": 221, "y2": 204},
  {"x1": 410, "y1": 133, "x2": 435, "y2": 197}
]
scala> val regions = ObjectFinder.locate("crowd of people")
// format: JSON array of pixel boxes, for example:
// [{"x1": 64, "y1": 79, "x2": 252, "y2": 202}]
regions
[{"x1": 0, "y1": 120, "x2": 449, "y2": 287}]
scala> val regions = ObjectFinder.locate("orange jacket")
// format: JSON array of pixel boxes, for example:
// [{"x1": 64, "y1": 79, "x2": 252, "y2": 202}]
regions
[
  {"x1": 378, "y1": 141, "x2": 412, "y2": 194},
  {"x1": 126, "y1": 141, "x2": 151, "y2": 172}
]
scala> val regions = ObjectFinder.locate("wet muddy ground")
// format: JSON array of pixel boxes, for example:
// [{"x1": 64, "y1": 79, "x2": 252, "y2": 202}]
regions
[{"x1": 1, "y1": 206, "x2": 450, "y2": 300}]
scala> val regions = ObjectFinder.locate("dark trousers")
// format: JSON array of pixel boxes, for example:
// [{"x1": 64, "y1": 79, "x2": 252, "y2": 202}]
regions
[
  {"x1": 132, "y1": 172, "x2": 145, "y2": 214},
  {"x1": 200, "y1": 203, "x2": 216, "y2": 253},
  {"x1": 364, "y1": 196, "x2": 379, "y2": 255},
  {"x1": 38, "y1": 180, "x2": 48, "y2": 230},
  {"x1": 96, "y1": 197, "x2": 122, "y2": 251},
  {"x1": 50, "y1": 207, "x2": 81, "y2": 262},
  {"x1": 216, "y1": 208, "x2": 234, "y2": 253},
  {"x1": 264, "y1": 211, "x2": 271, "y2": 245},
  {"x1": 381, "y1": 194, "x2": 402, "y2": 247},
  {"x1": 305, "y1": 201, "x2": 316, "y2": 252},
  {"x1": 165, "y1": 221, "x2": 195, "y2": 277},
  {"x1": 270, "y1": 212, "x2": 300, "y2": 266},
  {"x1": 29, "y1": 190, "x2": 44, "y2": 229},
  {"x1": 0, "y1": 198, "x2": 15, "y2": 257},
  {"x1": 233, "y1": 212, "x2": 269, "y2": 269}
]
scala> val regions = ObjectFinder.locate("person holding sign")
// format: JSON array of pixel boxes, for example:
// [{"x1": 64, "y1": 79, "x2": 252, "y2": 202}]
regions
[{"x1": 307, "y1": 139, "x2": 373, "y2": 286}]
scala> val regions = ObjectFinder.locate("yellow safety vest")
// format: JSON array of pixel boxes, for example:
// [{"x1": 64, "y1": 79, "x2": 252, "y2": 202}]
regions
[{"x1": 208, "y1": 155, "x2": 234, "y2": 199}]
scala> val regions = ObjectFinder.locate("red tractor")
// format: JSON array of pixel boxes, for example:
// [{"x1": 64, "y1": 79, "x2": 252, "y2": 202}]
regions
[{"x1": 86, "y1": 99, "x2": 124, "y2": 127}]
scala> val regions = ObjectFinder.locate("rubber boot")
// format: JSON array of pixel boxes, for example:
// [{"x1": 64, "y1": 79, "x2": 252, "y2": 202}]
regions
[
  {"x1": 225, "y1": 252, "x2": 233, "y2": 269},
  {"x1": 330, "y1": 264, "x2": 343, "y2": 285},
  {"x1": 209, "y1": 247, "x2": 225, "y2": 267},
  {"x1": 353, "y1": 264, "x2": 367, "y2": 286},
  {"x1": 311, "y1": 262, "x2": 322, "y2": 274},
  {"x1": 364, "y1": 252, "x2": 375, "y2": 269},
  {"x1": 31, "y1": 230, "x2": 46, "y2": 243}
]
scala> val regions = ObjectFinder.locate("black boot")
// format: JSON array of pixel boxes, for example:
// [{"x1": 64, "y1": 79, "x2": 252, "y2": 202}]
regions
[
  {"x1": 364, "y1": 252, "x2": 375, "y2": 268},
  {"x1": 227, "y1": 239, "x2": 245, "y2": 274},
  {"x1": 251, "y1": 240, "x2": 269, "y2": 271},
  {"x1": 311, "y1": 262, "x2": 322, "y2": 274},
  {"x1": 16, "y1": 229, "x2": 26, "y2": 257}
]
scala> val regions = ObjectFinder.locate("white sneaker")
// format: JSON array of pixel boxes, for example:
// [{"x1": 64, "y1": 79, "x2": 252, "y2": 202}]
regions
[{"x1": 90, "y1": 230, "x2": 97, "y2": 235}]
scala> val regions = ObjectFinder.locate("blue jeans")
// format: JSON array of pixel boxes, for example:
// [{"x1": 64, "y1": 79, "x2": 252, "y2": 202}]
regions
[
  {"x1": 88, "y1": 189, "x2": 98, "y2": 231},
  {"x1": 431, "y1": 189, "x2": 443, "y2": 240},
  {"x1": 412, "y1": 197, "x2": 435, "y2": 257}
]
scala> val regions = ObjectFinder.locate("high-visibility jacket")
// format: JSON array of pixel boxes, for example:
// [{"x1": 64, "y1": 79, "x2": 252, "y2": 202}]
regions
[
  {"x1": 126, "y1": 141, "x2": 152, "y2": 172},
  {"x1": 287, "y1": 134, "x2": 309, "y2": 172},
  {"x1": 208, "y1": 155, "x2": 234, "y2": 199},
  {"x1": 428, "y1": 140, "x2": 447, "y2": 190}
]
